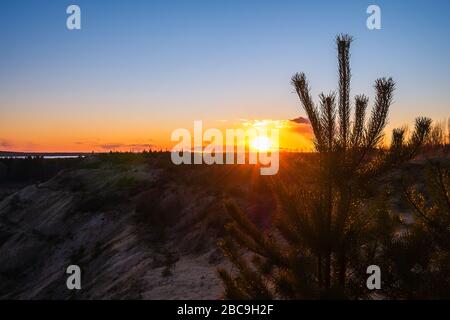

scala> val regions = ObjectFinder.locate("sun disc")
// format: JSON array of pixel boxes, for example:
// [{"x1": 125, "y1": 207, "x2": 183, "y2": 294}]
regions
[{"x1": 251, "y1": 136, "x2": 272, "y2": 152}]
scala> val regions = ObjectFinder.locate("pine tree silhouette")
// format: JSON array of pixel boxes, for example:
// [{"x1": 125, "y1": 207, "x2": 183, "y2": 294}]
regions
[
  {"x1": 403, "y1": 161, "x2": 450, "y2": 251},
  {"x1": 376, "y1": 160, "x2": 450, "y2": 298},
  {"x1": 218, "y1": 34, "x2": 432, "y2": 299}
]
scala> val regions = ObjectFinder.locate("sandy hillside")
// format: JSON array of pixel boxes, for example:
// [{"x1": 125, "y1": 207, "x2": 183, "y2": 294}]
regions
[{"x1": 0, "y1": 156, "x2": 256, "y2": 299}]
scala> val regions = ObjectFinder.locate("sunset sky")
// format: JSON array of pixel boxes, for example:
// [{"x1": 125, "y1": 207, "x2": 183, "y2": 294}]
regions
[{"x1": 1, "y1": 0, "x2": 449, "y2": 152}]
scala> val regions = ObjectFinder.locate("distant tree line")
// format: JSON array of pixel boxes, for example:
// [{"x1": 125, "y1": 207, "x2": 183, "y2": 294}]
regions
[{"x1": 0, "y1": 157, "x2": 81, "y2": 183}]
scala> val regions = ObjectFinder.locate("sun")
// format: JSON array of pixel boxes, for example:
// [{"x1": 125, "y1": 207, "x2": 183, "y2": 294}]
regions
[{"x1": 250, "y1": 136, "x2": 272, "y2": 152}]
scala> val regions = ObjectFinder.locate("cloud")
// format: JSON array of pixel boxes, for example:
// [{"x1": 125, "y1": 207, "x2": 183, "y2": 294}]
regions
[
  {"x1": 287, "y1": 117, "x2": 314, "y2": 137},
  {"x1": 96, "y1": 143, "x2": 154, "y2": 151},
  {"x1": 128, "y1": 143, "x2": 154, "y2": 149},
  {"x1": 0, "y1": 139, "x2": 14, "y2": 148},
  {"x1": 290, "y1": 116, "x2": 310, "y2": 124},
  {"x1": 98, "y1": 143, "x2": 124, "y2": 150}
]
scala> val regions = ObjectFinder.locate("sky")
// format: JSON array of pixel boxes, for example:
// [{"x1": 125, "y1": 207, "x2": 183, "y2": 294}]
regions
[{"x1": 0, "y1": 0, "x2": 449, "y2": 152}]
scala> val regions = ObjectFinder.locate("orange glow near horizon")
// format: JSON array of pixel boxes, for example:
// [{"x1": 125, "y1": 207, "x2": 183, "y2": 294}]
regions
[{"x1": 0, "y1": 118, "x2": 315, "y2": 153}]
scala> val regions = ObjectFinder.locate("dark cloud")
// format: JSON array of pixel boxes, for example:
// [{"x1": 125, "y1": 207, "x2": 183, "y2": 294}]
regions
[
  {"x1": 290, "y1": 116, "x2": 310, "y2": 124},
  {"x1": 287, "y1": 117, "x2": 314, "y2": 138}
]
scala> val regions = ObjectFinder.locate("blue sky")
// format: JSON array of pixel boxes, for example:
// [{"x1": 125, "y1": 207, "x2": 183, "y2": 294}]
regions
[{"x1": 0, "y1": 0, "x2": 449, "y2": 151}]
